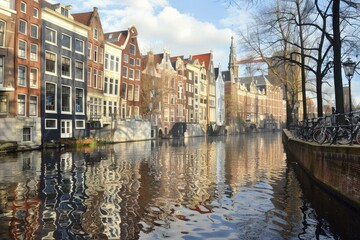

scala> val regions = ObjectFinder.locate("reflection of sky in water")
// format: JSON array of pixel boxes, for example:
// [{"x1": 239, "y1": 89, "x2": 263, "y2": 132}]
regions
[{"x1": 0, "y1": 133, "x2": 342, "y2": 239}]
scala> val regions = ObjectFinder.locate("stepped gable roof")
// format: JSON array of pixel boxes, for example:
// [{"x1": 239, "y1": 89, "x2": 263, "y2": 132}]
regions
[
  {"x1": 72, "y1": 11, "x2": 92, "y2": 25},
  {"x1": 104, "y1": 30, "x2": 128, "y2": 45},
  {"x1": 191, "y1": 53, "x2": 211, "y2": 69}
]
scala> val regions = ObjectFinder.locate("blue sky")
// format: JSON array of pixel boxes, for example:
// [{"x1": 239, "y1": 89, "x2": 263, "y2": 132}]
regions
[{"x1": 52, "y1": 0, "x2": 250, "y2": 70}]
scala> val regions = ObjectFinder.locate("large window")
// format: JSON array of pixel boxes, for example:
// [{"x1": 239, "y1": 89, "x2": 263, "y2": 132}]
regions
[
  {"x1": 110, "y1": 55, "x2": 114, "y2": 71},
  {"x1": 122, "y1": 66, "x2": 127, "y2": 78},
  {"x1": 88, "y1": 43, "x2": 92, "y2": 59},
  {"x1": 45, "y1": 82, "x2": 56, "y2": 111},
  {"x1": 75, "y1": 39, "x2": 84, "y2": 53},
  {"x1": 93, "y1": 69, "x2": 97, "y2": 88},
  {"x1": 30, "y1": 44, "x2": 37, "y2": 61},
  {"x1": 0, "y1": 21, "x2": 5, "y2": 47},
  {"x1": 94, "y1": 45, "x2": 98, "y2": 62},
  {"x1": 129, "y1": 69, "x2": 134, "y2": 80},
  {"x1": 104, "y1": 53, "x2": 109, "y2": 69},
  {"x1": 0, "y1": 56, "x2": 3, "y2": 86},
  {"x1": 19, "y1": 20, "x2": 27, "y2": 35},
  {"x1": 61, "y1": 86, "x2": 71, "y2": 112},
  {"x1": 109, "y1": 78, "x2": 114, "y2": 94},
  {"x1": 61, "y1": 56, "x2": 71, "y2": 77},
  {"x1": 75, "y1": 88, "x2": 84, "y2": 113},
  {"x1": 18, "y1": 40, "x2": 26, "y2": 58},
  {"x1": 45, "y1": 119, "x2": 57, "y2": 129},
  {"x1": 29, "y1": 96, "x2": 37, "y2": 116},
  {"x1": 115, "y1": 80, "x2": 119, "y2": 95},
  {"x1": 127, "y1": 85, "x2": 133, "y2": 101},
  {"x1": 134, "y1": 85, "x2": 139, "y2": 101},
  {"x1": 30, "y1": 68, "x2": 38, "y2": 88},
  {"x1": 104, "y1": 77, "x2": 108, "y2": 93},
  {"x1": 0, "y1": 95, "x2": 7, "y2": 113},
  {"x1": 45, "y1": 51, "x2": 56, "y2": 74},
  {"x1": 75, "y1": 61, "x2": 84, "y2": 80},
  {"x1": 130, "y1": 44, "x2": 136, "y2": 55},
  {"x1": 45, "y1": 28, "x2": 56, "y2": 44},
  {"x1": 18, "y1": 66, "x2": 26, "y2": 86},
  {"x1": 61, "y1": 34, "x2": 71, "y2": 49},
  {"x1": 23, "y1": 128, "x2": 31, "y2": 142},
  {"x1": 30, "y1": 24, "x2": 38, "y2": 39},
  {"x1": 17, "y1": 94, "x2": 26, "y2": 116}
]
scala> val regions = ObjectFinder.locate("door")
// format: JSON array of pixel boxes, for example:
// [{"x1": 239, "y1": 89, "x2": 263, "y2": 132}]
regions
[{"x1": 61, "y1": 120, "x2": 72, "y2": 138}]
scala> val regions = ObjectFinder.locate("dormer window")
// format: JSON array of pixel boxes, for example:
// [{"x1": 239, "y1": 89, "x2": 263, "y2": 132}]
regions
[
  {"x1": 93, "y1": 28, "x2": 98, "y2": 40},
  {"x1": 61, "y1": 7, "x2": 69, "y2": 17}
]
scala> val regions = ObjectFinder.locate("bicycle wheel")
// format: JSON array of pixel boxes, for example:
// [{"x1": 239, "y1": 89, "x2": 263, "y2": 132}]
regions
[
  {"x1": 355, "y1": 130, "x2": 360, "y2": 144},
  {"x1": 337, "y1": 128, "x2": 352, "y2": 145}
]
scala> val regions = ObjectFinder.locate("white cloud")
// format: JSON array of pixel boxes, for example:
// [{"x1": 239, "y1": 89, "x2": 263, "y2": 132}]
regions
[{"x1": 57, "y1": 0, "x2": 233, "y2": 67}]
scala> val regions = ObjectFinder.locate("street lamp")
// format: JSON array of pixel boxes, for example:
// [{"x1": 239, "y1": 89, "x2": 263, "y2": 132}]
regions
[{"x1": 342, "y1": 58, "x2": 356, "y2": 113}]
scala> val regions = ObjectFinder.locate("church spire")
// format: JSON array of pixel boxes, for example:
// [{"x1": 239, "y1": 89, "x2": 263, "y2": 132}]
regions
[{"x1": 228, "y1": 36, "x2": 239, "y2": 79}]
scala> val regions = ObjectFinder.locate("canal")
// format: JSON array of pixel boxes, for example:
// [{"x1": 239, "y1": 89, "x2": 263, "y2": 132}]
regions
[{"x1": 0, "y1": 132, "x2": 359, "y2": 239}]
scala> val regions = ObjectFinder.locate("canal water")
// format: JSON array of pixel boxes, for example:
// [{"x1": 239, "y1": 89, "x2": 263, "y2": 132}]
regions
[{"x1": 0, "y1": 132, "x2": 359, "y2": 239}]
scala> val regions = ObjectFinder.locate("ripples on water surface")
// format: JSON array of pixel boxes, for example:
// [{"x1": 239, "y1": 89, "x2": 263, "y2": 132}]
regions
[{"x1": 0, "y1": 132, "x2": 358, "y2": 239}]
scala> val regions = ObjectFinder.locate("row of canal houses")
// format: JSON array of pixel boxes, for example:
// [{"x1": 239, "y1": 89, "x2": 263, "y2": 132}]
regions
[{"x1": 0, "y1": 0, "x2": 286, "y2": 150}]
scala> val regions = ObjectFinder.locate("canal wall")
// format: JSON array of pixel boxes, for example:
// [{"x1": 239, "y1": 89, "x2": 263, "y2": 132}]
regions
[{"x1": 282, "y1": 129, "x2": 360, "y2": 211}]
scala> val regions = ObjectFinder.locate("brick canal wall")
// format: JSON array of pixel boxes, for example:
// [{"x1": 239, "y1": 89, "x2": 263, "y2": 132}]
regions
[{"x1": 282, "y1": 130, "x2": 360, "y2": 211}]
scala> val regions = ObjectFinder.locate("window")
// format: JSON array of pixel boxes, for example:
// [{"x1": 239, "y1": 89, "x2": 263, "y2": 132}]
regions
[
  {"x1": 30, "y1": 25, "x2": 38, "y2": 38},
  {"x1": 88, "y1": 43, "x2": 92, "y2": 59},
  {"x1": 61, "y1": 56, "x2": 71, "y2": 77},
  {"x1": 93, "y1": 69, "x2": 97, "y2": 88},
  {"x1": 136, "y1": 58, "x2": 141, "y2": 66},
  {"x1": 0, "y1": 21, "x2": 5, "y2": 47},
  {"x1": 135, "y1": 70, "x2": 140, "y2": 80},
  {"x1": 75, "y1": 120, "x2": 85, "y2": 129},
  {"x1": 75, "y1": 88, "x2": 84, "y2": 113},
  {"x1": 104, "y1": 77, "x2": 108, "y2": 93},
  {"x1": 109, "y1": 78, "x2": 113, "y2": 94},
  {"x1": 94, "y1": 45, "x2": 98, "y2": 62},
  {"x1": 30, "y1": 44, "x2": 37, "y2": 61},
  {"x1": 45, "y1": 28, "x2": 56, "y2": 44},
  {"x1": 129, "y1": 58, "x2": 135, "y2": 66},
  {"x1": 61, "y1": 86, "x2": 71, "y2": 112},
  {"x1": 104, "y1": 53, "x2": 109, "y2": 69},
  {"x1": 45, "y1": 52, "x2": 56, "y2": 74},
  {"x1": 45, "y1": 119, "x2": 57, "y2": 129},
  {"x1": 29, "y1": 96, "x2": 37, "y2": 116},
  {"x1": 18, "y1": 66, "x2": 26, "y2": 86},
  {"x1": 110, "y1": 55, "x2": 114, "y2": 71},
  {"x1": 115, "y1": 80, "x2": 119, "y2": 95},
  {"x1": 124, "y1": 54, "x2": 128, "y2": 63},
  {"x1": 20, "y1": 2, "x2": 26, "y2": 13},
  {"x1": 0, "y1": 95, "x2": 7, "y2": 113},
  {"x1": 122, "y1": 66, "x2": 127, "y2": 78},
  {"x1": 127, "y1": 85, "x2": 133, "y2": 101},
  {"x1": 30, "y1": 68, "x2": 38, "y2": 88},
  {"x1": 93, "y1": 28, "x2": 98, "y2": 40},
  {"x1": 23, "y1": 128, "x2": 31, "y2": 142},
  {"x1": 87, "y1": 67, "x2": 92, "y2": 86},
  {"x1": 75, "y1": 61, "x2": 84, "y2": 80},
  {"x1": 33, "y1": 8, "x2": 38, "y2": 18},
  {"x1": 129, "y1": 69, "x2": 134, "y2": 79},
  {"x1": 116, "y1": 57, "x2": 120, "y2": 72},
  {"x1": 0, "y1": 57, "x2": 3, "y2": 86},
  {"x1": 18, "y1": 40, "x2": 26, "y2": 58},
  {"x1": 134, "y1": 85, "x2": 139, "y2": 101},
  {"x1": 19, "y1": 20, "x2": 27, "y2": 35},
  {"x1": 17, "y1": 94, "x2": 26, "y2": 116},
  {"x1": 130, "y1": 44, "x2": 136, "y2": 55},
  {"x1": 98, "y1": 71, "x2": 103, "y2": 90},
  {"x1": 61, "y1": 34, "x2": 71, "y2": 49},
  {"x1": 75, "y1": 39, "x2": 84, "y2": 53},
  {"x1": 61, "y1": 7, "x2": 69, "y2": 17},
  {"x1": 45, "y1": 82, "x2": 56, "y2": 111}
]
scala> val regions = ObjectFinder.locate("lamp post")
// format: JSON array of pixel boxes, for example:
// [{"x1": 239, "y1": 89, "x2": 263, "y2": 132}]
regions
[{"x1": 342, "y1": 58, "x2": 356, "y2": 113}]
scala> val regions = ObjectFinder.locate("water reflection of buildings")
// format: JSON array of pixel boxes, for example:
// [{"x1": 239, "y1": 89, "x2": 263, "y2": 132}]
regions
[{"x1": 0, "y1": 151, "x2": 42, "y2": 240}]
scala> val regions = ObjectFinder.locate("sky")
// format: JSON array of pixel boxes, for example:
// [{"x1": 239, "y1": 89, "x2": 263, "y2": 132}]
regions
[
  {"x1": 53, "y1": 0, "x2": 252, "y2": 71},
  {"x1": 52, "y1": 0, "x2": 360, "y2": 107}
]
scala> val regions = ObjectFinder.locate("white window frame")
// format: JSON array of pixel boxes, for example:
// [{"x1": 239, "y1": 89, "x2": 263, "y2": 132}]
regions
[
  {"x1": 30, "y1": 44, "x2": 38, "y2": 61},
  {"x1": 45, "y1": 27, "x2": 57, "y2": 45},
  {"x1": 17, "y1": 94, "x2": 26, "y2": 116},
  {"x1": 33, "y1": 8, "x2": 38, "y2": 18},
  {"x1": 61, "y1": 33, "x2": 71, "y2": 50},
  {"x1": 29, "y1": 95, "x2": 38, "y2": 116},
  {"x1": 75, "y1": 120, "x2": 85, "y2": 129},
  {"x1": 75, "y1": 38, "x2": 84, "y2": 54},
  {"x1": 0, "y1": 21, "x2": 5, "y2": 47},
  {"x1": 61, "y1": 85, "x2": 72, "y2": 113},
  {"x1": 20, "y1": 2, "x2": 26, "y2": 13},
  {"x1": 75, "y1": 61, "x2": 84, "y2": 81},
  {"x1": 45, "y1": 119, "x2": 57, "y2": 129},
  {"x1": 18, "y1": 40, "x2": 27, "y2": 59},
  {"x1": 18, "y1": 65, "x2": 26, "y2": 86},
  {"x1": 18, "y1": 19, "x2": 27, "y2": 35},
  {"x1": 45, "y1": 51, "x2": 57, "y2": 75},
  {"x1": 30, "y1": 24, "x2": 38, "y2": 39},
  {"x1": 45, "y1": 82, "x2": 57, "y2": 113},
  {"x1": 61, "y1": 56, "x2": 71, "y2": 78},
  {"x1": 22, "y1": 127, "x2": 32, "y2": 142}
]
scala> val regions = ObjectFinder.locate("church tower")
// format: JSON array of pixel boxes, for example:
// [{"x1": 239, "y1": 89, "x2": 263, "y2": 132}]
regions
[{"x1": 228, "y1": 36, "x2": 239, "y2": 80}]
